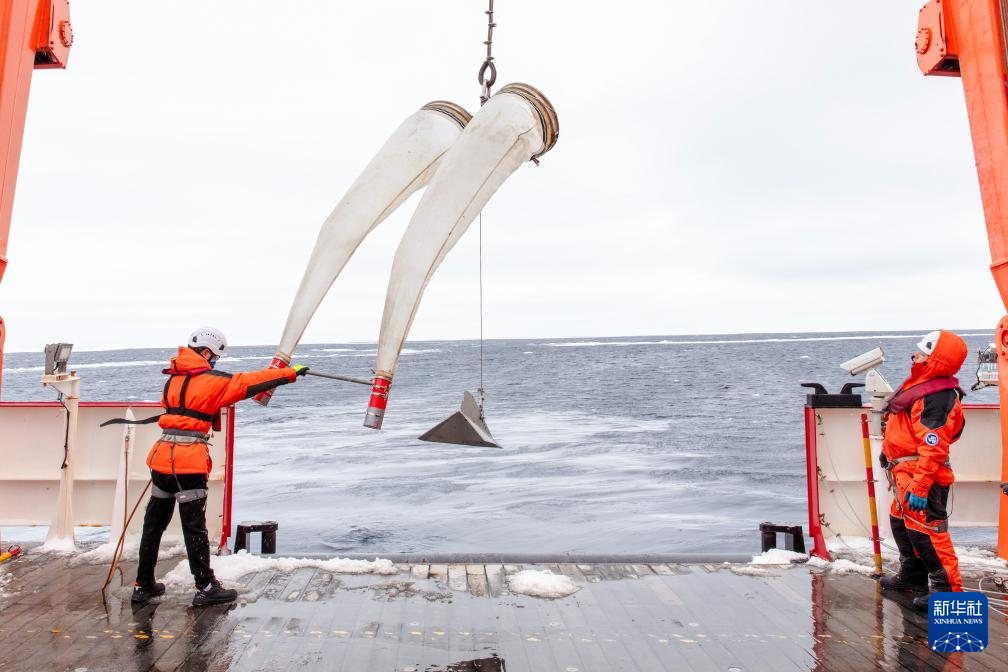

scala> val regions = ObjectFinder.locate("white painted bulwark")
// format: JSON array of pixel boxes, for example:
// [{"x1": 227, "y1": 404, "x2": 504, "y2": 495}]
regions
[
  {"x1": 0, "y1": 403, "x2": 230, "y2": 543},
  {"x1": 813, "y1": 405, "x2": 1002, "y2": 538}
]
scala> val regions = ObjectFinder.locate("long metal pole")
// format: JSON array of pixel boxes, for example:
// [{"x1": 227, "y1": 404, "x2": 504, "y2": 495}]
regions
[
  {"x1": 305, "y1": 370, "x2": 372, "y2": 386},
  {"x1": 860, "y1": 413, "x2": 883, "y2": 576}
]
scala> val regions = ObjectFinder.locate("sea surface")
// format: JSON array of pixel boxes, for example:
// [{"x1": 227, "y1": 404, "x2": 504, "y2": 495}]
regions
[{"x1": 1, "y1": 331, "x2": 999, "y2": 555}]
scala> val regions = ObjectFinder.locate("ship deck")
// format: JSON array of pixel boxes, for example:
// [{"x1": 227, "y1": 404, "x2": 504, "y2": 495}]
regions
[{"x1": 1, "y1": 549, "x2": 1006, "y2": 671}]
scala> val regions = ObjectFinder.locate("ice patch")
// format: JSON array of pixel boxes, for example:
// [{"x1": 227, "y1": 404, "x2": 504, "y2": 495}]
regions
[
  {"x1": 731, "y1": 565, "x2": 775, "y2": 576},
  {"x1": 806, "y1": 556, "x2": 830, "y2": 569},
  {"x1": 0, "y1": 571, "x2": 14, "y2": 599},
  {"x1": 830, "y1": 559, "x2": 876, "y2": 575},
  {"x1": 71, "y1": 538, "x2": 184, "y2": 565},
  {"x1": 160, "y1": 551, "x2": 397, "y2": 589},
  {"x1": 750, "y1": 549, "x2": 808, "y2": 565},
  {"x1": 955, "y1": 546, "x2": 1008, "y2": 572},
  {"x1": 39, "y1": 538, "x2": 77, "y2": 554},
  {"x1": 826, "y1": 536, "x2": 1008, "y2": 572},
  {"x1": 507, "y1": 569, "x2": 579, "y2": 599}
]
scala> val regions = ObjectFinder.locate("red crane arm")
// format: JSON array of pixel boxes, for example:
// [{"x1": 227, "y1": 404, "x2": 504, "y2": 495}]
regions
[
  {"x1": 917, "y1": 0, "x2": 1008, "y2": 559},
  {"x1": 0, "y1": 0, "x2": 71, "y2": 395}
]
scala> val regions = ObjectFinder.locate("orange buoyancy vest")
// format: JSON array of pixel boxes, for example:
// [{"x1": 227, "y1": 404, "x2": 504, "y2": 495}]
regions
[
  {"x1": 146, "y1": 347, "x2": 297, "y2": 475},
  {"x1": 882, "y1": 330, "x2": 968, "y2": 493}
]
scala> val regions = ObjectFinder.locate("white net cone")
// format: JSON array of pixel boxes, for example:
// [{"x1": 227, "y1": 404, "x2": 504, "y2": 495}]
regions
[
  {"x1": 274, "y1": 102, "x2": 471, "y2": 361},
  {"x1": 366, "y1": 84, "x2": 558, "y2": 427}
]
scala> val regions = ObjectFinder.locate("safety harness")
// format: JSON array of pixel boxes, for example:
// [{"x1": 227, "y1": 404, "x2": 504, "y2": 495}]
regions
[
  {"x1": 100, "y1": 370, "x2": 215, "y2": 503},
  {"x1": 99, "y1": 369, "x2": 221, "y2": 430},
  {"x1": 160, "y1": 372, "x2": 215, "y2": 423},
  {"x1": 882, "y1": 455, "x2": 952, "y2": 533}
]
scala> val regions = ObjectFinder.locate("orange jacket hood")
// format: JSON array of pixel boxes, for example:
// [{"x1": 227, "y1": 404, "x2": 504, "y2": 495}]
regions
[
  {"x1": 898, "y1": 329, "x2": 968, "y2": 390},
  {"x1": 163, "y1": 346, "x2": 213, "y2": 376}
]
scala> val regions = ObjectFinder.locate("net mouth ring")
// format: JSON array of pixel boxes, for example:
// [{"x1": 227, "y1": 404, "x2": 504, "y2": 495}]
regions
[
  {"x1": 496, "y1": 83, "x2": 559, "y2": 161},
  {"x1": 422, "y1": 101, "x2": 473, "y2": 130}
]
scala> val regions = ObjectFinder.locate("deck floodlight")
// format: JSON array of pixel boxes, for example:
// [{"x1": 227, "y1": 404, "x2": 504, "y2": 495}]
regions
[
  {"x1": 840, "y1": 347, "x2": 885, "y2": 376},
  {"x1": 44, "y1": 342, "x2": 73, "y2": 375},
  {"x1": 971, "y1": 343, "x2": 998, "y2": 391}
]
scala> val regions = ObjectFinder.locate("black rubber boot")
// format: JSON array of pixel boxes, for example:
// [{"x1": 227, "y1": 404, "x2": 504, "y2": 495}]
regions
[
  {"x1": 131, "y1": 581, "x2": 166, "y2": 604},
  {"x1": 912, "y1": 578, "x2": 953, "y2": 612},
  {"x1": 192, "y1": 579, "x2": 238, "y2": 607},
  {"x1": 879, "y1": 574, "x2": 928, "y2": 594}
]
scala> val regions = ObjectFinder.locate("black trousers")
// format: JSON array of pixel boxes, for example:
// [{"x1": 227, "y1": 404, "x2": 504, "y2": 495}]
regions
[{"x1": 136, "y1": 470, "x2": 215, "y2": 588}]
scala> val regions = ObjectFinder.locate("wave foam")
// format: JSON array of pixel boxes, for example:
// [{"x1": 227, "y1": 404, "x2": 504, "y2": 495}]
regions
[
  {"x1": 539, "y1": 333, "x2": 992, "y2": 348},
  {"x1": 6, "y1": 360, "x2": 163, "y2": 374}
]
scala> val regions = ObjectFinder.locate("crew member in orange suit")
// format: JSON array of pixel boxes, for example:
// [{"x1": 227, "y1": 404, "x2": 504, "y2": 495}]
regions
[
  {"x1": 879, "y1": 329, "x2": 967, "y2": 611},
  {"x1": 132, "y1": 327, "x2": 309, "y2": 606}
]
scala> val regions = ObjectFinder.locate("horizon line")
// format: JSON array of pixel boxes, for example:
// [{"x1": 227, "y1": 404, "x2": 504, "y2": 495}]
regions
[{"x1": 1, "y1": 327, "x2": 996, "y2": 356}]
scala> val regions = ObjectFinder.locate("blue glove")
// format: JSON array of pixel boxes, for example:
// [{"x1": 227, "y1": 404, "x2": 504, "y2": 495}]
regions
[{"x1": 904, "y1": 492, "x2": 927, "y2": 512}]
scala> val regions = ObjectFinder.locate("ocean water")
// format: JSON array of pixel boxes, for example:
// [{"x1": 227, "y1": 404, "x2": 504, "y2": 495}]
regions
[{"x1": 1, "y1": 331, "x2": 999, "y2": 555}]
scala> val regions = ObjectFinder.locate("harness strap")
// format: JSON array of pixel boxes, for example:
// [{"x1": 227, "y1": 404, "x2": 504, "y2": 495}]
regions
[
  {"x1": 175, "y1": 488, "x2": 208, "y2": 503},
  {"x1": 886, "y1": 454, "x2": 951, "y2": 467},
  {"x1": 162, "y1": 428, "x2": 210, "y2": 439},
  {"x1": 884, "y1": 457, "x2": 952, "y2": 532},
  {"x1": 162, "y1": 372, "x2": 215, "y2": 422},
  {"x1": 99, "y1": 415, "x2": 161, "y2": 428},
  {"x1": 904, "y1": 516, "x2": 949, "y2": 534},
  {"x1": 160, "y1": 431, "x2": 210, "y2": 444},
  {"x1": 151, "y1": 484, "x2": 174, "y2": 499}
]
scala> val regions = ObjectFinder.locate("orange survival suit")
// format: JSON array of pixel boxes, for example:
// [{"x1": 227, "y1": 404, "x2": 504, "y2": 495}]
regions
[
  {"x1": 146, "y1": 347, "x2": 298, "y2": 475},
  {"x1": 881, "y1": 330, "x2": 968, "y2": 592}
]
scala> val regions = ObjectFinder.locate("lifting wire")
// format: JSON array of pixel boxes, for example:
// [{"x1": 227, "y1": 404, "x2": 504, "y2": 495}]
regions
[
  {"x1": 478, "y1": 212, "x2": 485, "y2": 414},
  {"x1": 475, "y1": 0, "x2": 493, "y2": 412}
]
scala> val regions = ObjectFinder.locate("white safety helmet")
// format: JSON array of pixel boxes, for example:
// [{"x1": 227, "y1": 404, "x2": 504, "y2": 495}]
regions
[
  {"x1": 189, "y1": 326, "x2": 228, "y2": 357},
  {"x1": 916, "y1": 330, "x2": 941, "y2": 356}
]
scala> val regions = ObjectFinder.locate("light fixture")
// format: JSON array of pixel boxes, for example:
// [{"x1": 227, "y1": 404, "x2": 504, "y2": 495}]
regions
[{"x1": 44, "y1": 342, "x2": 74, "y2": 376}]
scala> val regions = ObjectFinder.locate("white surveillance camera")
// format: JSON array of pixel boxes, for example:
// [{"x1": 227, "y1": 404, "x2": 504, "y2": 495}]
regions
[{"x1": 840, "y1": 347, "x2": 885, "y2": 376}]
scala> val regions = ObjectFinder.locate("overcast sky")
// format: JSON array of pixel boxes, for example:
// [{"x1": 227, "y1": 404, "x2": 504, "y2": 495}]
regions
[{"x1": 2, "y1": 1, "x2": 1000, "y2": 352}]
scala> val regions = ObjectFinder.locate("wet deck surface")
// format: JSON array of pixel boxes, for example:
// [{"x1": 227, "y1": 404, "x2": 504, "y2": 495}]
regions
[{"x1": 1, "y1": 551, "x2": 1006, "y2": 671}]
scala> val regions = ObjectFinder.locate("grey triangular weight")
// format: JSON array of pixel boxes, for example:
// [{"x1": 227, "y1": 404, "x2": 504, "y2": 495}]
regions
[{"x1": 419, "y1": 390, "x2": 500, "y2": 447}]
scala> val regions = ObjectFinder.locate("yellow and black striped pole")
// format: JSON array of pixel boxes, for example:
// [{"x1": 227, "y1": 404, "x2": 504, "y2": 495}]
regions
[{"x1": 860, "y1": 413, "x2": 883, "y2": 576}]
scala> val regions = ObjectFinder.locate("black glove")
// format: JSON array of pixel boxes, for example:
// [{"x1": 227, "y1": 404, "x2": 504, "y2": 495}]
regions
[
  {"x1": 878, "y1": 452, "x2": 889, "y2": 469},
  {"x1": 292, "y1": 364, "x2": 310, "y2": 377},
  {"x1": 1001, "y1": 482, "x2": 1008, "y2": 497}
]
